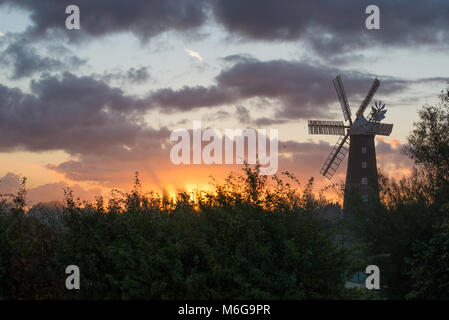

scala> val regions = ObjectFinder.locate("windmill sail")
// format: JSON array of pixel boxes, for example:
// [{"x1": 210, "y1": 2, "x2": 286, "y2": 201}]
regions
[
  {"x1": 366, "y1": 122, "x2": 393, "y2": 136},
  {"x1": 333, "y1": 75, "x2": 352, "y2": 125},
  {"x1": 355, "y1": 78, "x2": 380, "y2": 120},
  {"x1": 308, "y1": 75, "x2": 392, "y2": 183},
  {"x1": 308, "y1": 120, "x2": 346, "y2": 135},
  {"x1": 368, "y1": 101, "x2": 387, "y2": 122},
  {"x1": 320, "y1": 133, "x2": 350, "y2": 179}
]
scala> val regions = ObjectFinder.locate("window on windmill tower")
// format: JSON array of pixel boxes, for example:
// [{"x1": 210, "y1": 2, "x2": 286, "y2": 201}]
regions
[
  {"x1": 361, "y1": 177, "x2": 368, "y2": 185},
  {"x1": 362, "y1": 195, "x2": 368, "y2": 202},
  {"x1": 362, "y1": 161, "x2": 367, "y2": 168},
  {"x1": 361, "y1": 146, "x2": 367, "y2": 154}
]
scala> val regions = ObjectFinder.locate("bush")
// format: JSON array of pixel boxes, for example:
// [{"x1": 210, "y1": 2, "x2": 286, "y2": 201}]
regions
[{"x1": 0, "y1": 166, "x2": 350, "y2": 300}]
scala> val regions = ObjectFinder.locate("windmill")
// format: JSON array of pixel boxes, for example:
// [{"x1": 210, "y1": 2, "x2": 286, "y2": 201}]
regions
[{"x1": 308, "y1": 75, "x2": 393, "y2": 205}]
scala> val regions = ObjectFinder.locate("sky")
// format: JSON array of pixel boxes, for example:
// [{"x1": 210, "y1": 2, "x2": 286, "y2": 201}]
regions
[{"x1": 0, "y1": 0, "x2": 448, "y2": 204}]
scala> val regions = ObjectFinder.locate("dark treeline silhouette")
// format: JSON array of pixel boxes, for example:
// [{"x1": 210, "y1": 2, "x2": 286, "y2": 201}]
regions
[
  {"x1": 0, "y1": 166, "x2": 351, "y2": 300},
  {"x1": 343, "y1": 87, "x2": 449, "y2": 299},
  {"x1": 0, "y1": 88, "x2": 448, "y2": 300}
]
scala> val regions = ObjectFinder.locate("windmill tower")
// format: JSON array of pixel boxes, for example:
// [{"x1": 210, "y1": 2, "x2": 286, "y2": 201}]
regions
[{"x1": 308, "y1": 75, "x2": 393, "y2": 207}]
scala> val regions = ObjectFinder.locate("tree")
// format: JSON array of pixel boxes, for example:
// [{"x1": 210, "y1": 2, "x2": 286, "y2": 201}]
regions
[
  {"x1": 343, "y1": 87, "x2": 449, "y2": 299},
  {"x1": 403, "y1": 88, "x2": 449, "y2": 204},
  {"x1": 406, "y1": 204, "x2": 449, "y2": 299}
]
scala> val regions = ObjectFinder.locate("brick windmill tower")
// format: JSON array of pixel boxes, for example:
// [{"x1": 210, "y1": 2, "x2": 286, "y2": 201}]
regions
[{"x1": 308, "y1": 75, "x2": 393, "y2": 207}]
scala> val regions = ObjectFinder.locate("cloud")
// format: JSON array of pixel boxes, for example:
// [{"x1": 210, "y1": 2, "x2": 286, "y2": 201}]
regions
[
  {"x1": 0, "y1": 0, "x2": 208, "y2": 42},
  {"x1": 411, "y1": 77, "x2": 449, "y2": 85},
  {"x1": 202, "y1": 110, "x2": 231, "y2": 122},
  {"x1": 234, "y1": 105, "x2": 288, "y2": 126},
  {"x1": 185, "y1": 49, "x2": 203, "y2": 62},
  {"x1": 126, "y1": 67, "x2": 151, "y2": 84},
  {"x1": 46, "y1": 132, "x2": 335, "y2": 191},
  {"x1": 375, "y1": 137, "x2": 414, "y2": 177},
  {"x1": 0, "y1": 130, "x2": 413, "y2": 199},
  {"x1": 148, "y1": 58, "x2": 410, "y2": 119},
  {"x1": 0, "y1": 138, "x2": 413, "y2": 201},
  {"x1": 1, "y1": 0, "x2": 448, "y2": 60},
  {"x1": 99, "y1": 66, "x2": 152, "y2": 85},
  {"x1": 27, "y1": 181, "x2": 101, "y2": 204},
  {"x1": 276, "y1": 137, "x2": 414, "y2": 193},
  {"x1": 0, "y1": 172, "x2": 101, "y2": 203},
  {"x1": 0, "y1": 72, "x2": 169, "y2": 156},
  {"x1": 0, "y1": 1, "x2": 438, "y2": 201},
  {"x1": 149, "y1": 85, "x2": 235, "y2": 112},
  {"x1": 252, "y1": 117, "x2": 289, "y2": 126},
  {"x1": 221, "y1": 54, "x2": 257, "y2": 64},
  {"x1": 0, "y1": 71, "x2": 175, "y2": 189},
  {"x1": 0, "y1": 57, "x2": 426, "y2": 179},
  {"x1": 0, "y1": 32, "x2": 4, "y2": 37},
  {"x1": 276, "y1": 140, "x2": 347, "y2": 193},
  {"x1": 0, "y1": 172, "x2": 22, "y2": 195},
  {"x1": 212, "y1": 0, "x2": 449, "y2": 58},
  {"x1": 0, "y1": 40, "x2": 86, "y2": 79}
]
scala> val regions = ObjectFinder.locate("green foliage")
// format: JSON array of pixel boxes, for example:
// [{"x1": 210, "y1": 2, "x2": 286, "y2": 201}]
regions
[
  {"x1": 0, "y1": 165, "x2": 349, "y2": 300},
  {"x1": 405, "y1": 203, "x2": 449, "y2": 299},
  {"x1": 342, "y1": 87, "x2": 449, "y2": 299},
  {"x1": 0, "y1": 178, "x2": 64, "y2": 299},
  {"x1": 403, "y1": 88, "x2": 449, "y2": 205},
  {"x1": 343, "y1": 171, "x2": 441, "y2": 299}
]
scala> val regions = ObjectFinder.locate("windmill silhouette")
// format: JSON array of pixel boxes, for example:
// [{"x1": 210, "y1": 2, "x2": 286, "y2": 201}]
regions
[{"x1": 308, "y1": 75, "x2": 393, "y2": 206}]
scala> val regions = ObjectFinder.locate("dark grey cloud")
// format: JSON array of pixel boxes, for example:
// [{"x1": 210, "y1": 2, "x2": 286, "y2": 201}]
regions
[
  {"x1": 1, "y1": 42, "x2": 63, "y2": 79},
  {"x1": 149, "y1": 58, "x2": 410, "y2": 119},
  {"x1": 0, "y1": 0, "x2": 208, "y2": 42},
  {"x1": 0, "y1": 57, "x2": 416, "y2": 161},
  {"x1": 0, "y1": 71, "x2": 173, "y2": 187},
  {"x1": 221, "y1": 54, "x2": 257, "y2": 64},
  {"x1": 0, "y1": 72, "x2": 168, "y2": 156},
  {"x1": 252, "y1": 117, "x2": 289, "y2": 126},
  {"x1": 234, "y1": 105, "x2": 288, "y2": 126},
  {"x1": 412, "y1": 77, "x2": 449, "y2": 85},
  {"x1": 149, "y1": 85, "x2": 235, "y2": 113},
  {"x1": 235, "y1": 105, "x2": 250, "y2": 123},
  {"x1": 212, "y1": 0, "x2": 449, "y2": 57},
  {"x1": 0, "y1": 40, "x2": 86, "y2": 79},
  {"x1": 216, "y1": 59, "x2": 339, "y2": 118},
  {"x1": 1, "y1": 0, "x2": 448, "y2": 58},
  {"x1": 126, "y1": 67, "x2": 151, "y2": 84},
  {"x1": 203, "y1": 110, "x2": 231, "y2": 122},
  {"x1": 99, "y1": 66, "x2": 152, "y2": 85}
]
